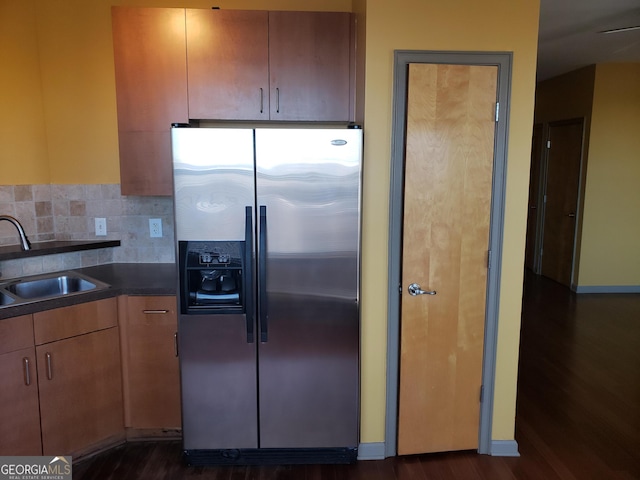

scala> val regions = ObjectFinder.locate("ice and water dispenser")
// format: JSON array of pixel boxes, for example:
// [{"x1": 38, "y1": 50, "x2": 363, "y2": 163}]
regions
[{"x1": 178, "y1": 241, "x2": 248, "y2": 315}]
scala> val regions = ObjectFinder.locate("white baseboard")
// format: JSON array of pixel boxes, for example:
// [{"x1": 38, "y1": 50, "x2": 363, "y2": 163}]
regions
[
  {"x1": 575, "y1": 285, "x2": 640, "y2": 294},
  {"x1": 490, "y1": 440, "x2": 520, "y2": 457},
  {"x1": 358, "y1": 442, "x2": 386, "y2": 460}
]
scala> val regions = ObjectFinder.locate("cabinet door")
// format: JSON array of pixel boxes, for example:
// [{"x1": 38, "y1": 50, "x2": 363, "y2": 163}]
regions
[
  {"x1": 37, "y1": 327, "x2": 124, "y2": 455},
  {"x1": 186, "y1": 9, "x2": 269, "y2": 121},
  {"x1": 121, "y1": 296, "x2": 181, "y2": 429},
  {"x1": 268, "y1": 11, "x2": 353, "y2": 122},
  {"x1": 0, "y1": 347, "x2": 41, "y2": 455},
  {"x1": 112, "y1": 7, "x2": 189, "y2": 196}
]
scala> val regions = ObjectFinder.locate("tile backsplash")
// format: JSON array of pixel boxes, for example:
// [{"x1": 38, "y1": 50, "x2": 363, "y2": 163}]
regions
[{"x1": 0, "y1": 184, "x2": 175, "y2": 279}]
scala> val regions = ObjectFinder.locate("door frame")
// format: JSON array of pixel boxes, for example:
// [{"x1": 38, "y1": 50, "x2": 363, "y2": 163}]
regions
[
  {"x1": 526, "y1": 123, "x2": 546, "y2": 274},
  {"x1": 386, "y1": 51, "x2": 513, "y2": 456}
]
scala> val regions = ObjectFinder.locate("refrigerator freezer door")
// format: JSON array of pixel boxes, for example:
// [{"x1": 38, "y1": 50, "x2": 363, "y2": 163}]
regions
[
  {"x1": 180, "y1": 314, "x2": 258, "y2": 449},
  {"x1": 172, "y1": 128, "x2": 255, "y2": 242},
  {"x1": 255, "y1": 128, "x2": 361, "y2": 448},
  {"x1": 173, "y1": 127, "x2": 259, "y2": 450}
]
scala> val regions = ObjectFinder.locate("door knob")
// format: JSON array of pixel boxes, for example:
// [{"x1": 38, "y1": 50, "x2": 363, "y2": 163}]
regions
[{"x1": 408, "y1": 283, "x2": 436, "y2": 296}]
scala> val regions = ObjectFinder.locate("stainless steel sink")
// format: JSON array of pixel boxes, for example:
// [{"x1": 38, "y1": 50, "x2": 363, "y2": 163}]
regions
[
  {"x1": 0, "y1": 271, "x2": 110, "y2": 306},
  {"x1": 0, "y1": 291, "x2": 15, "y2": 306}
]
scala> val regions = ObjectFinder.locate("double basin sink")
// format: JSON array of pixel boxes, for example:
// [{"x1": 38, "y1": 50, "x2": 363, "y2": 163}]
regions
[{"x1": 0, "y1": 271, "x2": 110, "y2": 308}]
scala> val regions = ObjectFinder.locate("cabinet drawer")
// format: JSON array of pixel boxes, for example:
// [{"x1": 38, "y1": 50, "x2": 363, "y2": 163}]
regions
[
  {"x1": 0, "y1": 315, "x2": 34, "y2": 354},
  {"x1": 34, "y1": 298, "x2": 118, "y2": 345},
  {"x1": 126, "y1": 295, "x2": 177, "y2": 326}
]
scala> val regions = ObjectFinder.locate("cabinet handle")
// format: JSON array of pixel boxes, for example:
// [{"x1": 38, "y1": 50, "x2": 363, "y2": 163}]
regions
[
  {"x1": 142, "y1": 310, "x2": 169, "y2": 314},
  {"x1": 174, "y1": 332, "x2": 179, "y2": 357},
  {"x1": 276, "y1": 88, "x2": 280, "y2": 113},
  {"x1": 45, "y1": 352, "x2": 53, "y2": 380},
  {"x1": 260, "y1": 88, "x2": 264, "y2": 114},
  {"x1": 23, "y1": 357, "x2": 31, "y2": 386}
]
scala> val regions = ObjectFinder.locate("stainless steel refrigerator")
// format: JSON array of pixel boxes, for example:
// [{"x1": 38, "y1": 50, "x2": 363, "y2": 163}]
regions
[{"x1": 171, "y1": 125, "x2": 362, "y2": 465}]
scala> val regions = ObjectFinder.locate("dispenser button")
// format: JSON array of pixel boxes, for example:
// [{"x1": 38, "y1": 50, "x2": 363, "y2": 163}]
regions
[{"x1": 200, "y1": 253, "x2": 213, "y2": 264}]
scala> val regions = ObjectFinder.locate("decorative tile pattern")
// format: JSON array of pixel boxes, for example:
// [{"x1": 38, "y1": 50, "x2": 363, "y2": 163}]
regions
[{"x1": 0, "y1": 184, "x2": 176, "y2": 279}]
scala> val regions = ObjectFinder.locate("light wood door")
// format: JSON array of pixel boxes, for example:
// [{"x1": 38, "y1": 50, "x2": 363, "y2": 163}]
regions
[
  {"x1": 37, "y1": 327, "x2": 124, "y2": 455},
  {"x1": 186, "y1": 10, "x2": 269, "y2": 120},
  {"x1": 398, "y1": 63, "x2": 497, "y2": 455},
  {"x1": 268, "y1": 11, "x2": 352, "y2": 122},
  {"x1": 121, "y1": 296, "x2": 181, "y2": 429},
  {"x1": 112, "y1": 7, "x2": 188, "y2": 196},
  {"x1": 541, "y1": 120, "x2": 583, "y2": 286}
]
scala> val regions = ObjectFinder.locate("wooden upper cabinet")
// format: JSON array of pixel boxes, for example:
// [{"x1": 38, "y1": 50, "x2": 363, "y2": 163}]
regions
[
  {"x1": 112, "y1": 7, "x2": 188, "y2": 196},
  {"x1": 268, "y1": 11, "x2": 353, "y2": 122},
  {"x1": 185, "y1": 9, "x2": 354, "y2": 122},
  {"x1": 111, "y1": 8, "x2": 355, "y2": 195},
  {"x1": 186, "y1": 10, "x2": 269, "y2": 121}
]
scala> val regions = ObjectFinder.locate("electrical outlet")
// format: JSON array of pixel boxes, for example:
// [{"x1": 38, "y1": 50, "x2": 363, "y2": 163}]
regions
[
  {"x1": 95, "y1": 218, "x2": 107, "y2": 236},
  {"x1": 149, "y1": 218, "x2": 163, "y2": 238}
]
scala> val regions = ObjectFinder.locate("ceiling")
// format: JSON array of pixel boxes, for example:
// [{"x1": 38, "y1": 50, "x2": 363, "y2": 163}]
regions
[{"x1": 537, "y1": 0, "x2": 640, "y2": 81}]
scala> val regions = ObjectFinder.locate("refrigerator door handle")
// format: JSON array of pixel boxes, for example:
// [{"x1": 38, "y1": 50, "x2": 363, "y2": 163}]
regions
[
  {"x1": 245, "y1": 206, "x2": 255, "y2": 343},
  {"x1": 259, "y1": 205, "x2": 268, "y2": 343}
]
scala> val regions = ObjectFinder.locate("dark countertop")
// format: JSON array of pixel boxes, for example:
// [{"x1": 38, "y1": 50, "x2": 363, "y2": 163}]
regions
[
  {"x1": 0, "y1": 240, "x2": 121, "y2": 261},
  {"x1": 0, "y1": 263, "x2": 177, "y2": 319}
]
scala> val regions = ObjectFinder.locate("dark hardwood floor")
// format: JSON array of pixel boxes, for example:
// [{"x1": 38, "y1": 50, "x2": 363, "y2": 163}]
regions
[{"x1": 73, "y1": 272, "x2": 640, "y2": 479}]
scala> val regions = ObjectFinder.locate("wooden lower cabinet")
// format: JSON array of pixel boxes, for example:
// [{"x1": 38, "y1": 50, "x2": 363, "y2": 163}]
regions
[
  {"x1": 0, "y1": 314, "x2": 41, "y2": 455},
  {"x1": 0, "y1": 346, "x2": 42, "y2": 455},
  {"x1": 37, "y1": 327, "x2": 124, "y2": 455},
  {"x1": 120, "y1": 295, "x2": 181, "y2": 435},
  {"x1": 33, "y1": 298, "x2": 124, "y2": 456},
  {"x1": 0, "y1": 294, "x2": 181, "y2": 458}
]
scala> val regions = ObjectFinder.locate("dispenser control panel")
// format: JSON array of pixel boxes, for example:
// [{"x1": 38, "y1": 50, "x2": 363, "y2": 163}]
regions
[{"x1": 179, "y1": 241, "x2": 245, "y2": 315}]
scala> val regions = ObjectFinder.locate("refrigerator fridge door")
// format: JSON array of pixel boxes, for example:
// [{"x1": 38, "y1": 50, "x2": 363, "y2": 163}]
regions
[
  {"x1": 255, "y1": 128, "x2": 362, "y2": 448},
  {"x1": 172, "y1": 127, "x2": 258, "y2": 449}
]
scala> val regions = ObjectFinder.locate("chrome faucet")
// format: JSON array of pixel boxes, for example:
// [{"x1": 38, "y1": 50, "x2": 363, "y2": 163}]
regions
[{"x1": 0, "y1": 215, "x2": 32, "y2": 251}]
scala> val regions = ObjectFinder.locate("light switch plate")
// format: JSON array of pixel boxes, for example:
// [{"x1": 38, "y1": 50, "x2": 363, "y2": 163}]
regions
[{"x1": 95, "y1": 218, "x2": 107, "y2": 236}]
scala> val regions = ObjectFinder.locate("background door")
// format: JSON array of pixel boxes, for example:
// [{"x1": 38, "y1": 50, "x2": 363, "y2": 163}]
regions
[
  {"x1": 540, "y1": 120, "x2": 583, "y2": 286},
  {"x1": 397, "y1": 63, "x2": 497, "y2": 455}
]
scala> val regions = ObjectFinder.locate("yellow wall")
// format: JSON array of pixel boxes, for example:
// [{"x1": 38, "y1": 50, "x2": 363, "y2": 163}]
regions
[
  {"x1": 360, "y1": 0, "x2": 540, "y2": 443},
  {"x1": 579, "y1": 63, "x2": 640, "y2": 286},
  {"x1": 0, "y1": 0, "x2": 50, "y2": 184},
  {"x1": 534, "y1": 66, "x2": 595, "y2": 123},
  {"x1": 533, "y1": 63, "x2": 640, "y2": 288},
  {"x1": 3, "y1": 0, "x2": 540, "y2": 447},
  {"x1": 534, "y1": 66, "x2": 596, "y2": 285}
]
